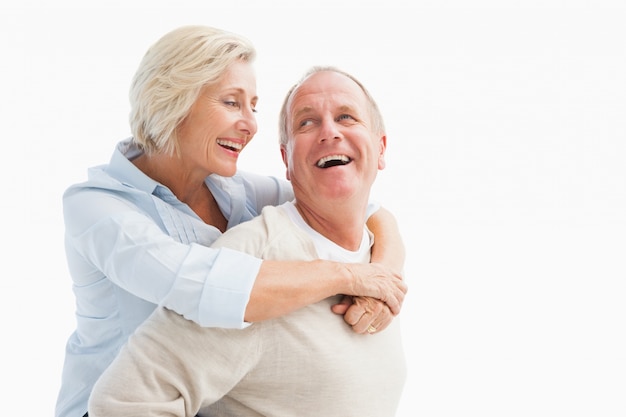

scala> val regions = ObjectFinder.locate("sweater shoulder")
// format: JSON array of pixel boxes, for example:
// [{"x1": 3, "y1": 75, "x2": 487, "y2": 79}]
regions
[{"x1": 213, "y1": 205, "x2": 318, "y2": 261}]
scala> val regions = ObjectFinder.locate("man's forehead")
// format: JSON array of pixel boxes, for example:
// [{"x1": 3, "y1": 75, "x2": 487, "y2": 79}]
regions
[{"x1": 290, "y1": 83, "x2": 365, "y2": 114}]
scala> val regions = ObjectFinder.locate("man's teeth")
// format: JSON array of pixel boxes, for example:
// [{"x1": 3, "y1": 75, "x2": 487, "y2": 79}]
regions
[
  {"x1": 316, "y1": 155, "x2": 351, "y2": 168},
  {"x1": 217, "y1": 139, "x2": 243, "y2": 152}
]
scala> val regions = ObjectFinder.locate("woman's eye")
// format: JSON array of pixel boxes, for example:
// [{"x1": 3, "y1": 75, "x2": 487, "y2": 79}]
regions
[{"x1": 225, "y1": 100, "x2": 257, "y2": 113}]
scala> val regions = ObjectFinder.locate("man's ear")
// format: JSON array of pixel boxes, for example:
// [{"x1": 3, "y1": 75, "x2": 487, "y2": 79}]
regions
[
  {"x1": 378, "y1": 134, "x2": 387, "y2": 170},
  {"x1": 280, "y1": 145, "x2": 291, "y2": 181}
]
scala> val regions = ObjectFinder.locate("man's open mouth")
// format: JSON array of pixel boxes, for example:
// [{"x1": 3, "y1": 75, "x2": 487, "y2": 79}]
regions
[{"x1": 316, "y1": 155, "x2": 351, "y2": 168}]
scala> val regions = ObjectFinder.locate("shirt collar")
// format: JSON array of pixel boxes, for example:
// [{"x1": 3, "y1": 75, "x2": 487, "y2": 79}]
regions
[{"x1": 105, "y1": 138, "x2": 161, "y2": 194}]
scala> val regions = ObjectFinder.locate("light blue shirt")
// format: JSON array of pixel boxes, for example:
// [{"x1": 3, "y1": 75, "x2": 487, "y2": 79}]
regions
[{"x1": 55, "y1": 138, "x2": 294, "y2": 417}]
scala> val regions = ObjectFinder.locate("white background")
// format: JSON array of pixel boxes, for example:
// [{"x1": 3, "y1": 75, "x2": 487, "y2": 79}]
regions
[{"x1": 2, "y1": 1, "x2": 625, "y2": 416}]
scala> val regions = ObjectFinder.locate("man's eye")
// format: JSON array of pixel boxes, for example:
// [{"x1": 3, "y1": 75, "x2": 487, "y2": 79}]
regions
[
  {"x1": 299, "y1": 119, "x2": 313, "y2": 128},
  {"x1": 337, "y1": 114, "x2": 355, "y2": 121}
]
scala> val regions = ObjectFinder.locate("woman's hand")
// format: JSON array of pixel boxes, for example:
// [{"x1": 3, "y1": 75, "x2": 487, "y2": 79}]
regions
[
  {"x1": 333, "y1": 262, "x2": 406, "y2": 333},
  {"x1": 344, "y1": 262, "x2": 406, "y2": 315}
]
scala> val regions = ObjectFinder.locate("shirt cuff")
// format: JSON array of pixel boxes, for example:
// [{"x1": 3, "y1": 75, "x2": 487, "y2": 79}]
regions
[{"x1": 198, "y1": 247, "x2": 262, "y2": 329}]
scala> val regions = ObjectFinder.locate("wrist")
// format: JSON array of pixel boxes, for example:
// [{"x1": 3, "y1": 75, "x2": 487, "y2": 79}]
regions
[
  {"x1": 336, "y1": 261, "x2": 356, "y2": 295},
  {"x1": 313, "y1": 259, "x2": 353, "y2": 296}
]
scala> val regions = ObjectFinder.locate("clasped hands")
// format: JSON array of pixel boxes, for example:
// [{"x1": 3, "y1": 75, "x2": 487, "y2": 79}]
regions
[{"x1": 334, "y1": 262, "x2": 406, "y2": 334}]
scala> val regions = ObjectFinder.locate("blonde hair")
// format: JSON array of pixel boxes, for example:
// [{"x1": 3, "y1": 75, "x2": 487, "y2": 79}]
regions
[
  {"x1": 129, "y1": 25, "x2": 256, "y2": 155},
  {"x1": 278, "y1": 66, "x2": 385, "y2": 147}
]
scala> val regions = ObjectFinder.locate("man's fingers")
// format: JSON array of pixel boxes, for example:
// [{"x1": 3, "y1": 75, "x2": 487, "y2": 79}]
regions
[
  {"x1": 366, "y1": 305, "x2": 393, "y2": 334},
  {"x1": 344, "y1": 297, "x2": 388, "y2": 334},
  {"x1": 343, "y1": 302, "x2": 365, "y2": 326},
  {"x1": 331, "y1": 295, "x2": 353, "y2": 315}
]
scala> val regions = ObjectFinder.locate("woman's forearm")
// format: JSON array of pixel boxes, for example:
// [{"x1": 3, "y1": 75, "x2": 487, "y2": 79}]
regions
[{"x1": 244, "y1": 259, "x2": 406, "y2": 322}]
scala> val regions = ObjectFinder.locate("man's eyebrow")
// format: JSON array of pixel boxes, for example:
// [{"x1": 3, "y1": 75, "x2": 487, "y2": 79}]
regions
[
  {"x1": 337, "y1": 104, "x2": 355, "y2": 113},
  {"x1": 293, "y1": 104, "x2": 356, "y2": 119},
  {"x1": 292, "y1": 106, "x2": 314, "y2": 120},
  {"x1": 291, "y1": 106, "x2": 313, "y2": 122}
]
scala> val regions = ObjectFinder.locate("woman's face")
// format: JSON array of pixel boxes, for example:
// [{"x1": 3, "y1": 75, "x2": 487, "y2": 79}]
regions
[{"x1": 176, "y1": 60, "x2": 258, "y2": 178}]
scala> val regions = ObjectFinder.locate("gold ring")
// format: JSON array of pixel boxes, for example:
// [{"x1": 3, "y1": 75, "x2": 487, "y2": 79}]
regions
[{"x1": 367, "y1": 325, "x2": 377, "y2": 334}]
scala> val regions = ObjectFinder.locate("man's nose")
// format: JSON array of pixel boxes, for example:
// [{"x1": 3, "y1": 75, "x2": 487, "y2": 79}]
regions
[{"x1": 319, "y1": 118, "x2": 341, "y2": 142}]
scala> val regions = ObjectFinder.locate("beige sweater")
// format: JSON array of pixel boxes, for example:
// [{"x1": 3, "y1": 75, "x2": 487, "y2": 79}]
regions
[{"x1": 89, "y1": 204, "x2": 406, "y2": 417}]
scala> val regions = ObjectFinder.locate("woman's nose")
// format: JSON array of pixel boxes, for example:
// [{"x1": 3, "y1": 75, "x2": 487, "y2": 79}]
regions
[{"x1": 239, "y1": 106, "x2": 258, "y2": 136}]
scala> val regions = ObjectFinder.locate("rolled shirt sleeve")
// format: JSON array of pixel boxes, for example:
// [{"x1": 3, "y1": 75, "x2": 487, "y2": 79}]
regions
[{"x1": 177, "y1": 245, "x2": 261, "y2": 328}]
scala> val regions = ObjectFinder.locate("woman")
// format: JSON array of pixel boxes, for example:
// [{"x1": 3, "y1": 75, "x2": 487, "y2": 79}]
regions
[{"x1": 56, "y1": 25, "x2": 406, "y2": 417}]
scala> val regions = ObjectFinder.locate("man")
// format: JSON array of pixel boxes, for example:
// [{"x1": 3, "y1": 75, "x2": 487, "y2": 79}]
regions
[{"x1": 88, "y1": 66, "x2": 406, "y2": 417}]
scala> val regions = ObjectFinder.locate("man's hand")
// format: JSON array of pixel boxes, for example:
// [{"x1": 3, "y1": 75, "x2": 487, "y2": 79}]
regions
[{"x1": 332, "y1": 295, "x2": 395, "y2": 334}]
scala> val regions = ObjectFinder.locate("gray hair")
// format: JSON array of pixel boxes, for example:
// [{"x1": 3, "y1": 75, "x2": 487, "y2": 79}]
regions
[
  {"x1": 129, "y1": 25, "x2": 256, "y2": 155},
  {"x1": 278, "y1": 66, "x2": 385, "y2": 147}
]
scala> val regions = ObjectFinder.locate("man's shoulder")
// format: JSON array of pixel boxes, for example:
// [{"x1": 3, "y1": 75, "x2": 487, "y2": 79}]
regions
[
  {"x1": 214, "y1": 205, "x2": 316, "y2": 260},
  {"x1": 219, "y1": 205, "x2": 291, "y2": 241}
]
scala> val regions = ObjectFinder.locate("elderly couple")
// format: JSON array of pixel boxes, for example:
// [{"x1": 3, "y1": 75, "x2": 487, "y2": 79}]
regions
[{"x1": 57, "y1": 25, "x2": 407, "y2": 417}]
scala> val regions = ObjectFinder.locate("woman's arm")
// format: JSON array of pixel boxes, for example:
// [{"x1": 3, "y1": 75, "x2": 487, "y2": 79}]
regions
[
  {"x1": 243, "y1": 207, "x2": 407, "y2": 327},
  {"x1": 368, "y1": 206, "x2": 406, "y2": 271},
  {"x1": 244, "y1": 259, "x2": 406, "y2": 323},
  {"x1": 333, "y1": 206, "x2": 407, "y2": 333}
]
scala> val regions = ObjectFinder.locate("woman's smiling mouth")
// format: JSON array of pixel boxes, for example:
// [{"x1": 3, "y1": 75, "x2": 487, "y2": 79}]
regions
[{"x1": 217, "y1": 139, "x2": 243, "y2": 152}]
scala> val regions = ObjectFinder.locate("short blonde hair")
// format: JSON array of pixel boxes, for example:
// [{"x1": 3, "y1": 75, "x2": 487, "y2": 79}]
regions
[
  {"x1": 278, "y1": 66, "x2": 385, "y2": 147},
  {"x1": 129, "y1": 25, "x2": 256, "y2": 155}
]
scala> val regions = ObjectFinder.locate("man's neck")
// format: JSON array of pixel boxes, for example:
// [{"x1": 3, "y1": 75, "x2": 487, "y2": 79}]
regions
[{"x1": 293, "y1": 200, "x2": 366, "y2": 251}]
